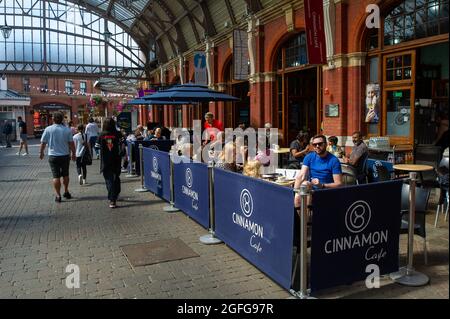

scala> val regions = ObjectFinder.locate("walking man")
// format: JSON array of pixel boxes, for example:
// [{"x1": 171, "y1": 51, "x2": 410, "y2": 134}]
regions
[
  {"x1": 3, "y1": 120, "x2": 13, "y2": 148},
  {"x1": 39, "y1": 112, "x2": 76, "y2": 202},
  {"x1": 16, "y1": 116, "x2": 29, "y2": 155}
]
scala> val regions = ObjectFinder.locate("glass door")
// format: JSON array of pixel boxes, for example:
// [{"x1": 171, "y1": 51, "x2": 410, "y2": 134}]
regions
[{"x1": 382, "y1": 87, "x2": 414, "y2": 145}]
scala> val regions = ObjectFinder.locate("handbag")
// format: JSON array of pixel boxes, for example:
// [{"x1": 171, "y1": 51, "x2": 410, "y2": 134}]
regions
[{"x1": 82, "y1": 134, "x2": 93, "y2": 166}]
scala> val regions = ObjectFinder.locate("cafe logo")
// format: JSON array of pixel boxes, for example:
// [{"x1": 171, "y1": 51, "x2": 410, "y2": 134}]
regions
[
  {"x1": 240, "y1": 189, "x2": 254, "y2": 218},
  {"x1": 152, "y1": 157, "x2": 158, "y2": 172},
  {"x1": 345, "y1": 200, "x2": 372, "y2": 234},
  {"x1": 149, "y1": 145, "x2": 159, "y2": 150},
  {"x1": 185, "y1": 168, "x2": 193, "y2": 188}
]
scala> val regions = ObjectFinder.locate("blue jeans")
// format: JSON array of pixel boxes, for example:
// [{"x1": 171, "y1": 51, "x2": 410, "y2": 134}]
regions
[{"x1": 89, "y1": 136, "x2": 99, "y2": 156}]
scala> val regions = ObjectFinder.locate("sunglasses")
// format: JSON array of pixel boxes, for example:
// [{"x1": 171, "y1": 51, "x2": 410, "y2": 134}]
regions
[{"x1": 312, "y1": 142, "x2": 325, "y2": 147}]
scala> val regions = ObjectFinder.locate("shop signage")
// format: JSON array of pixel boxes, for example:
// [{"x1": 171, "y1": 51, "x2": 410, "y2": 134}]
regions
[
  {"x1": 193, "y1": 51, "x2": 207, "y2": 85},
  {"x1": 304, "y1": 0, "x2": 327, "y2": 65}
]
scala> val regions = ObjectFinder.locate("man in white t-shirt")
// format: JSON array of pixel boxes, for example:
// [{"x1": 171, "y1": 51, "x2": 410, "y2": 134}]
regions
[{"x1": 85, "y1": 118, "x2": 99, "y2": 159}]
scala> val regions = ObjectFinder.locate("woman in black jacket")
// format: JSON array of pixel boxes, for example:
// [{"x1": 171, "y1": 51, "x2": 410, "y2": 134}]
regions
[{"x1": 98, "y1": 118, "x2": 123, "y2": 208}]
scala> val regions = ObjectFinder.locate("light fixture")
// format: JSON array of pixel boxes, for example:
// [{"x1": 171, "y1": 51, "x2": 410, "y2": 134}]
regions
[
  {"x1": 103, "y1": 29, "x2": 112, "y2": 42},
  {"x1": 1, "y1": 0, "x2": 12, "y2": 39}
]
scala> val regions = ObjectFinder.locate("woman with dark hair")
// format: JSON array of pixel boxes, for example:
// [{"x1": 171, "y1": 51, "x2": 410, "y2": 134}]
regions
[{"x1": 97, "y1": 117, "x2": 123, "y2": 208}]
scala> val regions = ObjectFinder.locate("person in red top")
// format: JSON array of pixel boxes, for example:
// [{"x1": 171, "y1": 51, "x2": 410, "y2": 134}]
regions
[{"x1": 203, "y1": 112, "x2": 223, "y2": 145}]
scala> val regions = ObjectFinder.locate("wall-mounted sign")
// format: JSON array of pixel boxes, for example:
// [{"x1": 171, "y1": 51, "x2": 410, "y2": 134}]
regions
[
  {"x1": 194, "y1": 51, "x2": 207, "y2": 85},
  {"x1": 325, "y1": 104, "x2": 339, "y2": 117},
  {"x1": 233, "y1": 29, "x2": 249, "y2": 80}
]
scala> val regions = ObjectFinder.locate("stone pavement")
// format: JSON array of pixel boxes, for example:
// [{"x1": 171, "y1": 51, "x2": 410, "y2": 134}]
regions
[{"x1": 0, "y1": 140, "x2": 448, "y2": 299}]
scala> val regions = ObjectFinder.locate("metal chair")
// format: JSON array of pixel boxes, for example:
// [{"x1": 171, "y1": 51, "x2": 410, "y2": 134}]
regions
[{"x1": 400, "y1": 184, "x2": 431, "y2": 265}]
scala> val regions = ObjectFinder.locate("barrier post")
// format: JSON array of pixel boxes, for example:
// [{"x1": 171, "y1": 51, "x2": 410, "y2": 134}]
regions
[
  {"x1": 390, "y1": 172, "x2": 429, "y2": 286},
  {"x1": 290, "y1": 185, "x2": 315, "y2": 299},
  {"x1": 199, "y1": 161, "x2": 222, "y2": 245},
  {"x1": 163, "y1": 151, "x2": 180, "y2": 212},
  {"x1": 126, "y1": 142, "x2": 138, "y2": 178},
  {"x1": 134, "y1": 144, "x2": 148, "y2": 192}
]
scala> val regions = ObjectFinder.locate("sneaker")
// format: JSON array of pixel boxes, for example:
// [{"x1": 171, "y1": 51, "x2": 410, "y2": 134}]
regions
[
  {"x1": 16, "y1": 152, "x2": 21, "y2": 155},
  {"x1": 63, "y1": 192, "x2": 72, "y2": 199},
  {"x1": 83, "y1": 179, "x2": 87, "y2": 185},
  {"x1": 55, "y1": 196, "x2": 62, "y2": 203},
  {"x1": 96, "y1": 154, "x2": 100, "y2": 159},
  {"x1": 78, "y1": 174, "x2": 83, "y2": 185},
  {"x1": 109, "y1": 201, "x2": 117, "y2": 208},
  {"x1": 22, "y1": 152, "x2": 29, "y2": 156}
]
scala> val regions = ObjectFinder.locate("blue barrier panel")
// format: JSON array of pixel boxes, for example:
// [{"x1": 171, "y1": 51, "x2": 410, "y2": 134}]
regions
[
  {"x1": 143, "y1": 148, "x2": 171, "y2": 202},
  {"x1": 133, "y1": 140, "x2": 175, "y2": 175},
  {"x1": 173, "y1": 158, "x2": 209, "y2": 229},
  {"x1": 310, "y1": 180, "x2": 403, "y2": 292},
  {"x1": 214, "y1": 168, "x2": 294, "y2": 290},
  {"x1": 367, "y1": 159, "x2": 394, "y2": 182}
]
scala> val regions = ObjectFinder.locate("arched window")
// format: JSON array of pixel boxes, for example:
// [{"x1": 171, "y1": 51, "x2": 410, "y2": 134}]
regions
[
  {"x1": 384, "y1": 0, "x2": 449, "y2": 46},
  {"x1": 276, "y1": 32, "x2": 308, "y2": 69}
]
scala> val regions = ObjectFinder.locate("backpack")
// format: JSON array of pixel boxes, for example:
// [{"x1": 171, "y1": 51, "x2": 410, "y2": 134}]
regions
[{"x1": 81, "y1": 134, "x2": 92, "y2": 165}]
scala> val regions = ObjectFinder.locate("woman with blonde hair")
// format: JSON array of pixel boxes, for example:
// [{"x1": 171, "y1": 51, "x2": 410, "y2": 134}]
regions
[
  {"x1": 243, "y1": 160, "x2": 262, "y2": 178},
  {"x1": 216, "y1": 142, "x2": 238, "y2": 172}
]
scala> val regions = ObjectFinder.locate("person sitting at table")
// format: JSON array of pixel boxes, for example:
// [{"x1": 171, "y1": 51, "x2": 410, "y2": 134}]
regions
[
  {"x1": 215, "y1": 142, "x2": 239, "y2": 172},
  {"x1": 293, "y1": 134, "x2": 342, "y2": 206},
  {"x1": 243, "y1": 160, "x2": 262, "y2": 179},
  {"x1": 326, "y1": 136, "x2": 344, "y2": 158},
  {"x1": 150, "y1": 127, "x2": 166, "y2": 141},
  {"x1": 288, "y1": 131, "x2": 312, "y2": 169},
  {"x1": 342, "y1": 131, "x2": 368, "y2": 184}
]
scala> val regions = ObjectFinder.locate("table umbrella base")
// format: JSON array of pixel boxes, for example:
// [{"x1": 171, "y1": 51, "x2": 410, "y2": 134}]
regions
[
  {"x1": 126, "y1": 174, "x2": 138, "y2": 178},
  {"x1": 134, "y1": 187, "x2": 148, "y2": 192},
  {"x1": 199, "y1": 233, "x2": 222, "y2": 245},
  {"x1": 390, "y1": 267, "x2": 430, "y2": 286}
]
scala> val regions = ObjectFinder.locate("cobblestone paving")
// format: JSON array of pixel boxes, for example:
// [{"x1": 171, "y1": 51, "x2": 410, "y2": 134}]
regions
[{"x1": 0, "y1": 140, "x2": 448, "y2": 299}]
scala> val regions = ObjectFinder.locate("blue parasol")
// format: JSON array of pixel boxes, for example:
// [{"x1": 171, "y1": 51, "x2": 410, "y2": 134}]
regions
[{"x1": 141, "y1": 83, "x2": 239, "y2": 103}]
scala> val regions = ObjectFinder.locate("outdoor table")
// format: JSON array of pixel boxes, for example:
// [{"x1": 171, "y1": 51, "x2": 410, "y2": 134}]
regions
[
  {"x1": 271, "y1": 148, "x2": 290, "y2": 168},
  {"x1": 390, "y1": 163, "x2": 433, "y2": 286}
]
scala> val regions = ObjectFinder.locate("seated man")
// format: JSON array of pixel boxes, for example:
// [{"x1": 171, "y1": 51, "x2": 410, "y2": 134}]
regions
[
  {"x1": 293, "y1": 134, "x2": 342, "y2": 207},
  {"x1": 288, "y1": 131, "x2": 312, "y2": 169},
  {"x1": 342, "y1": 131, "x2": 368, "y2": 183}
]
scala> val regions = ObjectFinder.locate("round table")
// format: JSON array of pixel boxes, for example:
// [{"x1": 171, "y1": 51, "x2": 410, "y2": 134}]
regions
[
  {"x1": 392, "y1": 164, "x2": 434, "y2": 172},
  {"x1": 271, "y1": 148, "x2": 290, "y2": 154}
]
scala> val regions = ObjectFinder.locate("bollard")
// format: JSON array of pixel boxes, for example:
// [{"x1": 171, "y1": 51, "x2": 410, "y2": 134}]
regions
[
  {"x1": 163, "y1": 151, "x2": 180, "y2": 212},
  {"x1": 390, "y1": 172, "x2": 429, "y2": 286},
  {"x1": 126, "y1": 142, "x2": 138, "y2": 178},
  {"x1": 199, "y1": 161, "x2": 222, "y2": 245},
  {"x1": 290, "y1": 185, "x2": 315, "y2": 299},
  {"x1": 134, "y1": 144, "x2": 148, "y2": 192}
]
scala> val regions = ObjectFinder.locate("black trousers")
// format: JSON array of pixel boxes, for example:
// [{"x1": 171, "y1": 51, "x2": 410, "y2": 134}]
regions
[
  {"x1": 103, "y1": 170, "x2": 121, "y2": 202},
  {"x1": 76, "y1": 157, "x2": 87, "y2": 179}
]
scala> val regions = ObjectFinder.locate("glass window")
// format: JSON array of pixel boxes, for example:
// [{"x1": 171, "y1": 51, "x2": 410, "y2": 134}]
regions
[
  {"x1": 80, "y1": 81, "x2": 87, "y2": 94},
  {"x1": 277, "y1": 32, "x2": 308, "y2": 69},
  {"x1": 0, "y1": 0, "x2": 145, "y2": 78},
  {"x1": 369, "y1": 57, "x2": 379, "y2": 83},
  {"x1": 384, "y1": 0, "x2": 449, "y2": 45},
  {"x1": 65, "y1": 80, "x2": 73, "y2": 94},
  {"x1": 23, "y1": 77, "x2": 30, "y2": 92},
  {"x1": 385, "y1": 53, "x2": 413, "y2": 82}
]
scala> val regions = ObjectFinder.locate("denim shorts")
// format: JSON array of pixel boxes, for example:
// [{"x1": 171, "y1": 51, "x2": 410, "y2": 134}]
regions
[{"x1": 48, "y1": 155, "x2": 70, "y2": 178}]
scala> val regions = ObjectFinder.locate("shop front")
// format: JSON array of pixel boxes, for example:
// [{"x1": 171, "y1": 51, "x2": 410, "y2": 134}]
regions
[
  {"x1": 363, "y1": 0, "x2": 448, "y2": 149},
  {"x1": 32, "y1": 103, "x2": 71, "y2": 137}
]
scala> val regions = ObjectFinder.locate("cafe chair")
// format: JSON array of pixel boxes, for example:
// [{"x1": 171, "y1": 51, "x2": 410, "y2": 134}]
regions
[
  {"x1": 400, "y1": 184, "x2": 431, "y2": 265},
  {"x1": 434, "y1": 157, "x2": 449, "y2": 227},
  {"x1": 341, "y1": 163, "x2": 359, "y2": 185},
  {"x1": 414, "y1": 144, "x2": 442, "y2": 187}
]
